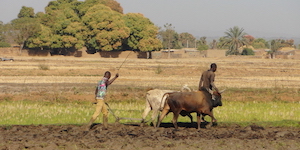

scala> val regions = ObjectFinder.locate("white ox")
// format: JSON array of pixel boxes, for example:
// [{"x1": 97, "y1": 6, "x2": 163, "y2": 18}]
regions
[{"x1": 140, "y1": 86, "x2": 192, "y2": 127}]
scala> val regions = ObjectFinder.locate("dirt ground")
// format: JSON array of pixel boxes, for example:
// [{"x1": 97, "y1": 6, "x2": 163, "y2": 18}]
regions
[{"x1": 0, "y1": 123, "x2": 299, "y2": 150}]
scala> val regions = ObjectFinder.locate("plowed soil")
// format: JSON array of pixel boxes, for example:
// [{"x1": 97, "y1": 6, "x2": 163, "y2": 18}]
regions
[{"x1": 1, "y1": 123, "x2": 299, "y2": 150}]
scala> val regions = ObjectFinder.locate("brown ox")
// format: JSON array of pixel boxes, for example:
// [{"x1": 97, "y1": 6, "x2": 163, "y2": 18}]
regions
[
  {"x1": 140, "y1": 86, "x2": 192, "y2": 127},
  {"x1": 156, "y1": 90, "x2": 223, "y2": 129}
]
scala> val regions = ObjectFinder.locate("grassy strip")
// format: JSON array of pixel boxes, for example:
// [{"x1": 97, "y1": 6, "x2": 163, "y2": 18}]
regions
[{"x1": 0, "y1": 99, "x2": 299, "y2": 127}]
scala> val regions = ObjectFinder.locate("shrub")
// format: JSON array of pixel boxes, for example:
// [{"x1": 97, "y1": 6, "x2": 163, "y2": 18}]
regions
[
  {"x1": 241, "y1": 48, "x2": 254, "y2": 55},
  {"x1": 0, "y1": 42, "x2": 11, "y2": 47},
  {"x1": 38, "y1": 64, "x2": 50, "y2": 70},
  {"x1": 197, "y1": 44, "x2": 209, "y2": 51},
  {"x1": 155, "y1": 65, "x2": 162, "y2": 74}
]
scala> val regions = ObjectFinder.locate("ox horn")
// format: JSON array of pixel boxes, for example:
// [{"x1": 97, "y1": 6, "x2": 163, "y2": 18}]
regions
[{"x1": 219, "y1": 89, "x2": 226, "y2": 94}]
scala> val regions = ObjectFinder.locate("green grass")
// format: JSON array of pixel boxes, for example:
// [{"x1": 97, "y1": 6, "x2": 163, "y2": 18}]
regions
[
  {"x1": 0, "y1": 99, "x2": 299, "y2": 127},
  {"x1": 38, "y1": 64, "x2": 50, "y2": 70},
  {"x1": 214, "y1": 100, "x2": 300, "y2": 127}
]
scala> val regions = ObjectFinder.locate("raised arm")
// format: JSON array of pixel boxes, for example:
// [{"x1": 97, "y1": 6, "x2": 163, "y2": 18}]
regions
[{"x1": 107, "y1": 73, "x2": 119, "y2": 85}]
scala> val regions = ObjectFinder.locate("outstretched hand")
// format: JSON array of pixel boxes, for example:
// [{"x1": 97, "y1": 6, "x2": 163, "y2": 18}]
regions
[{"x1": 115, "y1": 73, "x2": 119, "y2": 78}]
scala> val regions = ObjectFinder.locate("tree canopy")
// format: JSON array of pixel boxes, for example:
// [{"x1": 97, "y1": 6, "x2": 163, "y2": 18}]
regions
[
  {"x1": 179, "y1": 32, "x2": 195, "y2": 48},
  {"x1": 11, "y1": 17, "x2": 41, "y2": 50},
  {"x1": 0, "y1": 21, "x2": 5, "y2": 42},
  {"x1": 82, "y1": 4, "x2": 129, "y2": 51},
  {"x1": 27, "y1": 0, "x2": 85, "y2": 52},
  {"x1": 123, "y1": 13, "x2": 162, "y2": 51},
  {"x1": 159, "y1": 23, "x2": 181, "y2": 49},
  {"x1": 18, "y1": 6, "x2": 35, "y2": 18},
  {"x1": 0, "y1": 21, "x2": 11, "y2": 47},
  {"x1": 17, "y1": 0, "x2": 161, "y2": 53}
]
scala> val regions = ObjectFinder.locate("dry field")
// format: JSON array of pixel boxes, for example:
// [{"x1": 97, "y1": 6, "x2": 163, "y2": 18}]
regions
[
  {"x1": 1, "y1": 55, "x2": 300, "y2": 102},
  {"x1": 0, "y1": 55, "x2": 300, "y2": 150},
  {"x1": 1, "y1": 56, "x2": 300, "y2": 88}
]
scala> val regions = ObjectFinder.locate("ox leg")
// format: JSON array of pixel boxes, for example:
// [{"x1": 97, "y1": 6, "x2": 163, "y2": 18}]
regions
[
  {"x1": 203, "y1": 110, "x2": 217, "y2": 128},
  {"x1": 151, "y1": 109, "x2": 159, "y2": 127},
  {"x1": 201, "y1": 114, "x2": 207, "y2": 123},
  {"x1": 156, "y1": 108, "x2": 169, "y2": 128},
  {"x1": 187, "y1": 113, "x2": 193, "y2": 123},
  {"x1": 172, "y1": 111, "x2": 180, "y2": 129},
  {"x1": 210, "y1": 110, "x2": 218, "y2": 126},
  {"x1": 140, "y1": 102, "x2": 151, "y2": 127},
  {"x1": 196, "y1": 113, "x2": 201, "y2": 129},
  {"x1": 201, "y1": 109, "x2": 214, "y2": 123}
]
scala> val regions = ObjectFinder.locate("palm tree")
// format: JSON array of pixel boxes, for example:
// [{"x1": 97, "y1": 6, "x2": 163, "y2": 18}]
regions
[{"x1": 221, "y1": 26, "x2": 248, "y2": 55}]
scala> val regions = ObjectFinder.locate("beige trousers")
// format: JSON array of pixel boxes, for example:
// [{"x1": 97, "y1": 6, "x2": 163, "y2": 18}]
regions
[{"x1": 87, "y1": 99, "x2": 108, "y2": 128}]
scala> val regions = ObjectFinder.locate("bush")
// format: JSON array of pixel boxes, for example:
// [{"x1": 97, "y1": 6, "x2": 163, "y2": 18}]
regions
[
  {"x1": 241, "y1": 48, "x2": 254, "y2": 55},
  {"x1": 0, "y1": 42, "x2": 11, "y2": 47},
  {"x1": 197, "y1": 44, "x2": 209, "y2": 51},
  {"x1": 38, "y1": 64, "x2": 50, "y2": 70},
  {"x1": 155, "y1": 65, "x2": 162, "y2": 74}
]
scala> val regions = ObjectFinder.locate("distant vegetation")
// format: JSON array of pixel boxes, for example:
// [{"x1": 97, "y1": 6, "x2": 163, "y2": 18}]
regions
[
  {"x1": 241, "y1": 48, "x2": 255, "y2": 55},
  {"x1": 0, "y1": 0, "x2": 297, "y2": 56}
]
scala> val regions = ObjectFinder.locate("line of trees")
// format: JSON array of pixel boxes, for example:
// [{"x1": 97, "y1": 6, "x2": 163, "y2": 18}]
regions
[
  {"x1": 0, "y1": 0, "x2": 297, "y2": 57},
  {"x1": 0, "y1": 0, "x2": 162, "y2": 55},
  {"x1": 158, "y1": 25, "x2": 296, "y2": 57}
]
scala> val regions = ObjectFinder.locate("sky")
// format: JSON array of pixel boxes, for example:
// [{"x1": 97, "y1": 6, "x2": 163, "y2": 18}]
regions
[{"x1": 1, "y1": 0, "x2": 300, "y2": 40}]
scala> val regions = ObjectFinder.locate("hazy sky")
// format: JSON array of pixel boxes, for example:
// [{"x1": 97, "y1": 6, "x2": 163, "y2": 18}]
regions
[{"x1": 1, "y1": 0, "x2": 299, "y2": 38}]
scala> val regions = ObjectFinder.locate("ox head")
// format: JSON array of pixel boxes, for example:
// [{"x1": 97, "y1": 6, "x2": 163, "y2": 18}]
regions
[{"x1": 212, "y1": 89, "x2": 225, "y2": 107}]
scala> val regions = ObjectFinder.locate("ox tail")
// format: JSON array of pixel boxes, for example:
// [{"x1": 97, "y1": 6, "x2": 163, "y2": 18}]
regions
[{"x1": 160, "y1": 93, "x2": 171, "y2": 111}]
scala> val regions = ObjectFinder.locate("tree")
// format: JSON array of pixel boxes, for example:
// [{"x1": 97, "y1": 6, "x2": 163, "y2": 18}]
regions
[
  {"x1": 199, "y1": 36, "x2": 207, "y2": 45},
  {"x1": 221, "y1": 26, "x2": 248, "y2": 55},
  {"x1": 210, "y1": 39, "x2": 217, "y2": 49},
  {"x1": 77, "y1": 0, "x2": 123, "y2": 18},
  {"x1": 82, "y1": 4, "x2": 129, "y2": 52},
  {"x1": 282, "y1": 39, "x2": 294, "y2": 47},
  {"x1": 0, "y1": 21, "x2": 5, "y2": 42},
  {"x1": 197, "y1": 44, "x2": 209, "y2": 51},
  {"x1": 178, "y1": 32, "x2": 195, "y2": 48},
  {"x1": 26, "y1": 0, "x2": 86, "y2": 53},
  {"x1": 26, "y1": 25, "x2": 54, "y2": 50},
  {"x1": 244, "y1": 35, "x2": 255, "y2": 45},
  {"x1": 10, "y1": 6, "x2": 40, "y2": 51},
  {"x1": 123, "y1": 13, "x2": 162, "y2": 51},
  {"x1": 159, "y1": 23, "x2": 180, "y2": 50},
  {"x1": 0, "y1": 22, "x2": 10, "y2": 47},
  {"x1": 100, "y1": 0, "x2": 123, "y2": 13},
  {"x1": 10, "y1": 17, "x2": 41, "y2": 51},
  {"x1": 18, "y1": 6, "x2": 35, "y2": 18},
  {"x1": 158, "y1": 23, "x2": 180, "y2": 58},
  {"x1": 269, "y1": 39, "x2": 284, "y2": 59},
  {"x1": 217, "y1": 37, "x2": 228, "y2": 49},
  {"x1": 197, "y1": 36, "x2": 208, "y2": 50},
  {"x1": 252, "y1": 38, "x2": 269, "y2": 49}
]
